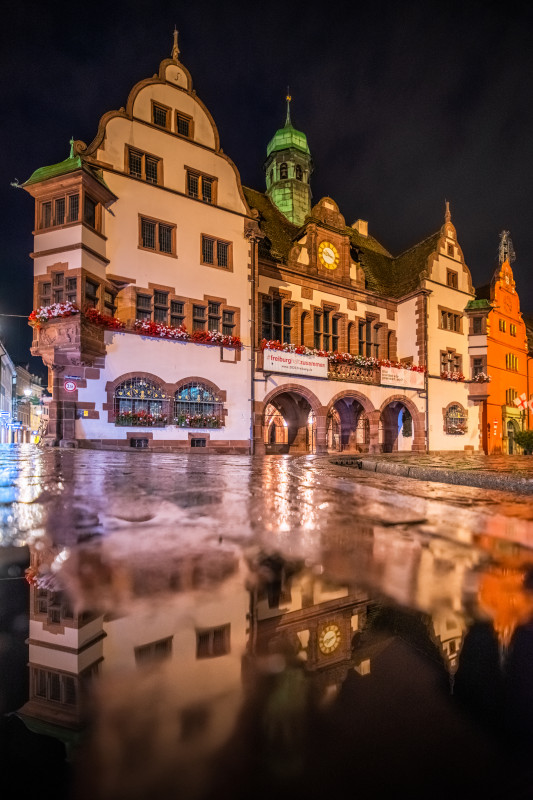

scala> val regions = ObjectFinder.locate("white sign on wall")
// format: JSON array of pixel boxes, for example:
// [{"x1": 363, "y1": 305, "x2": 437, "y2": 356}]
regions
[
  {"x1": 263, "y1": 349, "x2": 329, "y2": 378},
  {"x1": 380, "y1": 366, "x2": 425, "y2": 390}
]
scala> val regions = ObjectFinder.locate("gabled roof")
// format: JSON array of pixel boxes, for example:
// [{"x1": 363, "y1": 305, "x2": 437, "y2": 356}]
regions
[
  {"x1": 243, "y1": 186, "x2": 299, "y2": 261},
  {"x1": 244, "y1": 186, "x2": 444, "y2": 298}
]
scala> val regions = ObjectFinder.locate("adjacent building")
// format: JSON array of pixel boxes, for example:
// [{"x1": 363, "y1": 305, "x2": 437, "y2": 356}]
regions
[
  {"x1": 20, "y1": 31, "x2": 529, "y2": 454},
  {"x1": 465, "y1": 232, "x2": 530, "y2": 454}
]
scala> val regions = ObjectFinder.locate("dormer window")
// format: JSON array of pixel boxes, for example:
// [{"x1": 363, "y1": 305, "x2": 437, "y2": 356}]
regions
[{"x1": 280, "y1": 162, "x2": 288, "y2": 180}]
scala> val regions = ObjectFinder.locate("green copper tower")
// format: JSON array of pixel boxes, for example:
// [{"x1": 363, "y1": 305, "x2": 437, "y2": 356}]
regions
[{"x1": 264, "y1": 93, "x2": 313, "y2": 226}]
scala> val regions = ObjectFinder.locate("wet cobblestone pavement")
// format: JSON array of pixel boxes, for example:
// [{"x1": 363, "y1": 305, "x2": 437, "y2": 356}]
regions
[{"x1": 2, "y1": 446, "x2": 533, "y2": 799}]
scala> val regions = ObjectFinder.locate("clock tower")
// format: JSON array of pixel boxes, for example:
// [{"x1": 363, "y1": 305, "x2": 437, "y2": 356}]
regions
[{"x1": 264, "y1": 93, "x2": 313, "y2": 227}]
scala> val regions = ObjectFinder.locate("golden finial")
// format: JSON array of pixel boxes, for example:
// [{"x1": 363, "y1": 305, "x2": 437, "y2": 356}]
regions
[
  {"x1": 172, "y1": 26, "x2": 180, "y2": 61},
  {"x1": 285, "y1": 86, "x2": 292, "y2": 126}
]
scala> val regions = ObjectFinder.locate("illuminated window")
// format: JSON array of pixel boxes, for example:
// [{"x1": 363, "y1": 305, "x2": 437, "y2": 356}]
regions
[
  {"x1": 506, "y1": 353, "x2": 518, "y2": 371},
  {"x1": 114, "y1": 377, "x2": 166, "y2": 420},
  {"x1": 175, "y1": 382, "x2": 224, "y2": 428},
  {"x1": 445, "y1": 405, "x2": 467, "y2": 435}
]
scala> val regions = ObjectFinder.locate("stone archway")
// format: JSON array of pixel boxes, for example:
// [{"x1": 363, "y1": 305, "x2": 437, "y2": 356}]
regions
[
  {"x1": 326, "y1": 392, "x2": 376, "y2": 453},
  {"x1": 379, "y1": 395, "x2": 425, "y2": 453},
  {"x1": 259, "y1": 385, "x2": 324, "y2": 455}
]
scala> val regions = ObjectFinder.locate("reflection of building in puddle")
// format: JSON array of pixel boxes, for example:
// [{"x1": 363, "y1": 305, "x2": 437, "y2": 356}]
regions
[
  {"x1": 249, "y1": 553, "x2": 370, "y2": 701},
  {"x1": 474, "y1": 536, "x2": 533, "y2": 649},
  {"x1": 18, "y1": 541, "x2": 250, "y2": 799},
  {"x1": 429, "y1": 610, "x2": 465, "y2": 673}
]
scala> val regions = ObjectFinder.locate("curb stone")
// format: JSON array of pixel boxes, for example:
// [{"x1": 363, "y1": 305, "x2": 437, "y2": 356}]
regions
[{"x1": 334, "y1": 457, "x2": 533, "y2": 494}]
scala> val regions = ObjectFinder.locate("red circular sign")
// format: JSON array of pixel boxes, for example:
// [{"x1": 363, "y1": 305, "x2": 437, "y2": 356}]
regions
[{"x1": 64, "y1": 380, "x2": 77, "y2": 393}]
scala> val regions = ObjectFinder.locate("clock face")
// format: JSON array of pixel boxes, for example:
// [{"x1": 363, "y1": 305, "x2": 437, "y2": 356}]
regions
[
  {"x1": 318, "y1": 623, "x2": 341, "y2": 654},
  {"x1": 318, "y1": 241, "x2": 340, "y2": 270}
]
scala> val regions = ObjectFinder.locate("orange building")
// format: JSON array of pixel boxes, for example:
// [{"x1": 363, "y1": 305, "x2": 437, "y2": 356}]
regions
[{"x1": 466, "y1": 232, "x2": 529, "y2": 454}]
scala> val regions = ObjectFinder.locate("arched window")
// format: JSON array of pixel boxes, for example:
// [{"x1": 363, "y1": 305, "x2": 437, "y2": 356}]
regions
[
  {"x1": 175, "y1": 382, "x2": 224, "y2": 428},
  {"x1": 295, "y1": 165, "x2": 302, "y2": 181},
  {"x1": 114, "y1": 377, "x2": 167, "y2": 426},
  {"x1": 445, "y1": 404, "x2": 467, "y2": 435},
  {"x1": 280, "y1": 162, "x2": 288, "y2": 180}
]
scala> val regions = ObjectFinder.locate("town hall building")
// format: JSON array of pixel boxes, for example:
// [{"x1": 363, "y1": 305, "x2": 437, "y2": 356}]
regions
[{"x1": 21, "y1": 31, "x2": 526, "y2": 454}]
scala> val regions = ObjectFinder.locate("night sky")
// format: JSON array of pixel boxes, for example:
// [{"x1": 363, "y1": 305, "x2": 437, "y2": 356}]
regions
[{"x1": 3, "y1": 1, "x2": 533, "y2": 376}]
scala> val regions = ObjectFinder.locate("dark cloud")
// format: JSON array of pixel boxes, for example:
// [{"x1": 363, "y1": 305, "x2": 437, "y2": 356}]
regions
[{"x1": 3, "y1": 0, "x2": 533, "y2": 369}]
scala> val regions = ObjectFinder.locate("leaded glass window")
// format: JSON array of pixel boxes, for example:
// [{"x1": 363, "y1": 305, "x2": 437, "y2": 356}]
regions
[
  {"x1": 445, "y1": 405, "x2": 467, "y2": 435},
  {"x1": 114, "y1": 378, "x2": 167, "y2": 424},
  {"x1": 174, "y1": 382, "x2": 224, "y2": 428}
]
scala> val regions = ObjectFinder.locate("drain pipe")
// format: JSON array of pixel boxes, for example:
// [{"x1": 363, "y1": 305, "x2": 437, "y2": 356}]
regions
[
  {"x1": 246, "y1": 223, "x2": 260, "y2": 456},
  {"x1": 424, "y1": 291, "x2": 429, "y2": 453}
]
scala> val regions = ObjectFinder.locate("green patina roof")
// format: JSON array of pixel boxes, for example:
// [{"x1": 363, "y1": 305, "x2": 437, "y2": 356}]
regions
[
  {"x1": 465, "y1": 298, "x2": 491, "y2": 310},
  {"x1": 266, "y1": 124, "x2": 310, "y2": 156},
  {"x1": 22, "y1": 144, "x2": 112, "y2": 192},
  {"x1": 23, "y1": 154, "x2": 84, "y2": 187}
]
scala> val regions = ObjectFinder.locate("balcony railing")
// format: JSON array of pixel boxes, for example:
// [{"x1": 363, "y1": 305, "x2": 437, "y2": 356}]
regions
[{"x1": 327, "y1": 363, "x2": 380, "y2": 384}]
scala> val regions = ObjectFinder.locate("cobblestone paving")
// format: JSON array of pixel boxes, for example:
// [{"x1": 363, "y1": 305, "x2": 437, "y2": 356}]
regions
[{"x1": 336, "y1": 452, "x2": 533, "y2": 493}]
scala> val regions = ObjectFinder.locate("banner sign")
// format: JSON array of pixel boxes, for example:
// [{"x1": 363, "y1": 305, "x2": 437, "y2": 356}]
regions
[
  {"x1": 263, "y1": 349, "x2": 328, "y2": 378},
  {"x1": 380, "y1": 366, "x2": 425, "y2": 390}
]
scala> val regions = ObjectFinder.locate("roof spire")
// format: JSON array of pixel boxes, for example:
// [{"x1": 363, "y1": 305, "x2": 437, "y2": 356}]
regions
[
  {"x1": 69, "y1": 137, "x2": 75, "y2": 158},
  {"x1": 499, "y1": 230, "x2": 516, "y2": 265},
  {"x1": 172, "y1": 26, "x2": 180, "y2": 61},
  {"x1": 445, "y1": 199, "x2": 451, "y2": 222},
  {"x1": 285, "y1": 87, "x2": 292, "y2": 126}
]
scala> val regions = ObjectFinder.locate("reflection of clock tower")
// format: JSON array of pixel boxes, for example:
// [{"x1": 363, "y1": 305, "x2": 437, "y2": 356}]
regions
[{"x1": 264, "y1": 93, "x2": 313, "y2": 226}]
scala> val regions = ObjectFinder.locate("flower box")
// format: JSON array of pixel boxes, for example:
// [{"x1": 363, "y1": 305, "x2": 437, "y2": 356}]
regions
[{"x1": 261, "y1": 340, "x2": 425, "y2": 373}]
